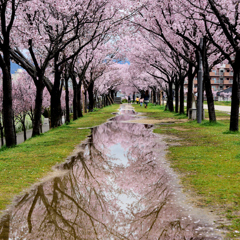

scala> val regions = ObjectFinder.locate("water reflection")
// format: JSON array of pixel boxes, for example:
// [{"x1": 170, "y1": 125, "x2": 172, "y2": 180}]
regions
[{"x1": 0, "y1": 107, "x2": 223, "y2": 239}]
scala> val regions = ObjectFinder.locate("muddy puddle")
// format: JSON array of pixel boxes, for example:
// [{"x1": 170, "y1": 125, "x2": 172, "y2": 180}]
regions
[{"x1": 0, "y1": 105, "x2": 224, "y2": 239}]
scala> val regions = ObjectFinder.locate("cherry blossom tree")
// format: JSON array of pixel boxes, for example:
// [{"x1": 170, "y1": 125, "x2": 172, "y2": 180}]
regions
[{"x1": 0, "y1": 0, "x2": 21, "y2": 146}]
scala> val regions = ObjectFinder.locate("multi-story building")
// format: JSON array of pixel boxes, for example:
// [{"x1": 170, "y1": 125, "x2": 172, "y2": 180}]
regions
[{"x1": 191, "y1": 64, "x2": 233, "y2": 94}]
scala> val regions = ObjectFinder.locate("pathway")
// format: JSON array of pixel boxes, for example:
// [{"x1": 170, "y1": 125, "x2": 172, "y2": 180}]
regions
[
  {"x1": 0, "y1": 105, "x2": 225, "y2": 239},
  {"x1": 204, "y1": 104, "x2": 231, "y2": 113}
]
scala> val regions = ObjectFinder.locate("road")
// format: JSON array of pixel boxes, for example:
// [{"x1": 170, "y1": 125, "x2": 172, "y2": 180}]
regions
[
  {"x1": 0, "y1": 118, "x2": 50, "y2": 147},
  {"x1": 204, "y1": 104, "x2": 231, "y2": 113}
]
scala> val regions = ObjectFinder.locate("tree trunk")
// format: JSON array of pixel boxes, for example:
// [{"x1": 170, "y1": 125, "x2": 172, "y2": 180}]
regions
[
  {"x1": 65, "y1": 77, "x2": 70, "y2": 124},
  {"x1": 51, "y1": 54, "x2": 63, "y2": 128},
  {"x1": 0, "y1": 52, "x2": 15, "y2": 147},
  {"x1": 22, "y1": 115, "x2": 27, "y2": 141},
  {"x1": 153, "y1": 88, "x2": 156, "y2": 104},
  {"x1": 77, "y1": 81, "x2": 83, "y2": 117},
  {"x1": 186, "y1": 63, "x2": 195, "y2": 116},
  {"x1": 230, "y1": 50, "x2": 240, "y2": 131},
  {"x1": 175, "y1": 81, "x2": 179, "y2": 113},
  {"x1": 51, "y1": 57, "x2": 62, "y2": 128},
  {"x1": 32, "y1": 78, "x2": 45, "y2": 137},
  {"x1": 110, "y1": 90, "x2": 115, "y2": 103},
  {"x1": 203, "y1": 38, "x2": 216, "y2": 122},
  {"x1": 72, "y1": 78, "x2": 78, "y2": 120},
  {"x1": 51, "y1": 87, "x2": 62, "y2": 128},
  {"x1": 103, "y1": 95, "x2": 105, "y2": 107},
  {"x1": 168, "y1": 82, "x2": 174, "y2": 112},
  {"x1": 88, "y1": 82, "x2": 94, "y2": 112},
  {"x1": 159, "y1": 90, "x2": 162, "y2": 105},
  {"x1": 0, "y1": 121, "x2": 4, "y2": 147},
  {"x1": 179, "y1": 77, "x2": 185, "y2": 114},
  {"x1": 84, "y1": 90, "x2": 88, "y2": 113}
]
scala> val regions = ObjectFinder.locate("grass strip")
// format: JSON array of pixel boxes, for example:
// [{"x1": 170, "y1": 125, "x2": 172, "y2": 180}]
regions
[
  {"x1": 134, "y1": 103, "x2": 240, "y2": 239},
  {"x1": 0, "y1": 104, "x2": 119, "y2": 214},
  {"x1": 204, "y1": 100, "x2": 232, "y2": 106}
]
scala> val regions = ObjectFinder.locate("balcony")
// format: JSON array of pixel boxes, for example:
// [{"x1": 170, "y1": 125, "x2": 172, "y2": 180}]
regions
[
  {"x1": 224, "y1": 72, "x2": 234, "y2": 77},
  {"x1": 210, "y1": 72, "x2": 216, "y2": 76},
  {"x1": 211, "y1": 80, "x2": 220, "y2": 84},
  {"x1": 224, "y1": 80, "x2": 233, "y2": 85}
]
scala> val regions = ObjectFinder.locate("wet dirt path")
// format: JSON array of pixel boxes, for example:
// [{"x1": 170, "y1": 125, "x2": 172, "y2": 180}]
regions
[{"x1": 0, "y1": 104, "x2": 224, "y2": 239}]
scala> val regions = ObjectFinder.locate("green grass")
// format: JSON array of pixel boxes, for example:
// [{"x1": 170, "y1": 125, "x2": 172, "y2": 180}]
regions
[
  {"x1": 134, "y1": 103, "x2": 240, "y2": 239},
  {"x1": 0, "y1": 104, "x2": 119, "y2": 214},
  {"x1": 204, "y1": 100, "x2": 232, "y2": 106}
]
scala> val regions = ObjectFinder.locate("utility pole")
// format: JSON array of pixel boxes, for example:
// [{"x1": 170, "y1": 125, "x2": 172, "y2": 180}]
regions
[{"x1": 197, "y1": 38, "x2": 203, "y2": 123}]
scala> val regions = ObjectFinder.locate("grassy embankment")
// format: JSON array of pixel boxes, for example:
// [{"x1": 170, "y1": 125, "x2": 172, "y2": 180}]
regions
[
  {"x1": 0, "y1": 104, "x2": 119, "y2": 214},
  {"x1": 134, "y1": 103, "x2": 240, "y2": 239}
]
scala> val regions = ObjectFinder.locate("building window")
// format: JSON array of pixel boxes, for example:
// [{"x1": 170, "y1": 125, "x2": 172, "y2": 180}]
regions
[
  {"x1": 227, "y1": 78, "x2": 229, "y2": 80},
  {"x1": 227, "y1": 69, "x2": 230, "y2": 72},
  {"x1": 226, "y1": 86, "x2": 229, "y2": 88}
]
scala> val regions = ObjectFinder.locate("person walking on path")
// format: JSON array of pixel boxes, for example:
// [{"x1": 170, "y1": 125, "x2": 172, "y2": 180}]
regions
[
  {"x1": 144, "y1": 90, "x2": 149, "y2": 108},
  {"x1": 140, "y1": 90, "x2": 145, "y2": 107},
  {"x1": 136, "y1": 97, "x2": 139, "y2": 104}
]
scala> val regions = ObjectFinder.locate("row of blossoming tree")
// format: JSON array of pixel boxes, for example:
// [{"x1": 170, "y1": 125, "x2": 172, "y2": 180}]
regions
[
  {"x1": 0, "y1": 0, "x2": 141, "y2": 147},
  {"x1": 123, "y1": 0, "x2": 239, "y2": 131},
  {"x1": 1, "y1": 0, "x2": 240, "y2": 147}
]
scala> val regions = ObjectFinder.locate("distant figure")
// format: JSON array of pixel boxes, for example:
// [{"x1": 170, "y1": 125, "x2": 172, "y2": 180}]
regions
[
  {"x1": 128, "y1": 95, "x2": 131, "y2": 104},
  {"x1": 144, "y1": 90, "x2": 149, "y2": 108},
  {"x1": 140, "y1": 90, "x2": 145, "y2": 106},
  {"x1": 136, "y1": 97, "x2": 139, "y2": 104},
  {"x1": 133, "y1": 92, "x2": 135, "y2": 103}
]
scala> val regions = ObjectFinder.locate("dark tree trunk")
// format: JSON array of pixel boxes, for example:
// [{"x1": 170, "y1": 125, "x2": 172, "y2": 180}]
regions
[
  {"x1": 230, "y1": 50, "x2": 240, "y2": 131},
  {"x1": 186, "y1": 63, "x2": 195, "y2": 116},
  {"x1": 32, "y1": 78, "x2": 45, "y2": 137},
  {"x1": 51, "y1": 89, "x2": 62, "y2": 128},
  {"x1": 22, "y1": 115, "x2": 27, "y2": 141},
  {"x1": 40, "y1": 118, "x2": 42, "y2": 133},
  {"x1": 77, "y1": 80, "x2": 83, "y2": 117},
  {"x1": 151, "y1": 88, "x2": 156, "y2": 104},
  {"x1": 179, "y1": 77, "x2": 185, "y2": 114},
  {"x1": 0, "y1": 3, "x2": 15, "y2": 147},
  {"x1": 88, "y1": 82, "x2": 94, "y2": 112},
  {"x1": 72, "y1": 77, "x2": 78, "y2": 120},
  {"x1": 65, "y1": 77, "x2": 70, "y2": 124},
  {"x1": 203, "y1": 38, "x2": 216, "y2": 122},
  {"x1": 110, "y1": 90, "x2": 115, "y2": 103},
  {"x1": 51, "y1": 55, "x2": 62, "y2": 128},
  {"x1": 0, "y1": 121, "x2": 4, "y2": 147},
  {"x1": 84, "y1": 90, "x2": 87, "y2": 113},
  {"x1": 103, "y1": 95, "x2": 106, "y2": 107},
  {"x1": 175, "y1": 81, "x2": 179, "y2": 113},
  {"x1": 0, "y1": 52, "x2": 15, "y2": 147},
  {"x1": 168, "y1": 82, "x2": 174, "y2": 112}
]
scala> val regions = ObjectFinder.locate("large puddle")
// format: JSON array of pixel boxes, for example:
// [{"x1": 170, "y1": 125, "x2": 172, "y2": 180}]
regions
[{"x1": 0, "y1": 105, "x2": 224, "y2": 239}]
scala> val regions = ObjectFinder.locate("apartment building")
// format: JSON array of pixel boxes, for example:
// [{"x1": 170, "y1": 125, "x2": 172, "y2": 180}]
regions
[
  {"x1": 191, "y1": 64, "x2": 233, "y2": 93},
  {"x1": 194, "y1": 64, "x2": 233, "y2": 92}
]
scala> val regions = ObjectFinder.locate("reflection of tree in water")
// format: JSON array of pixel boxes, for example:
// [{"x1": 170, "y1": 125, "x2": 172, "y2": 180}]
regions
[
  {"x1": 92, "y1": 122, "x2": 206, "y2": 239},
  {"x1": 0, "y1": 119, "x2": 219, "y2": 239}
]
